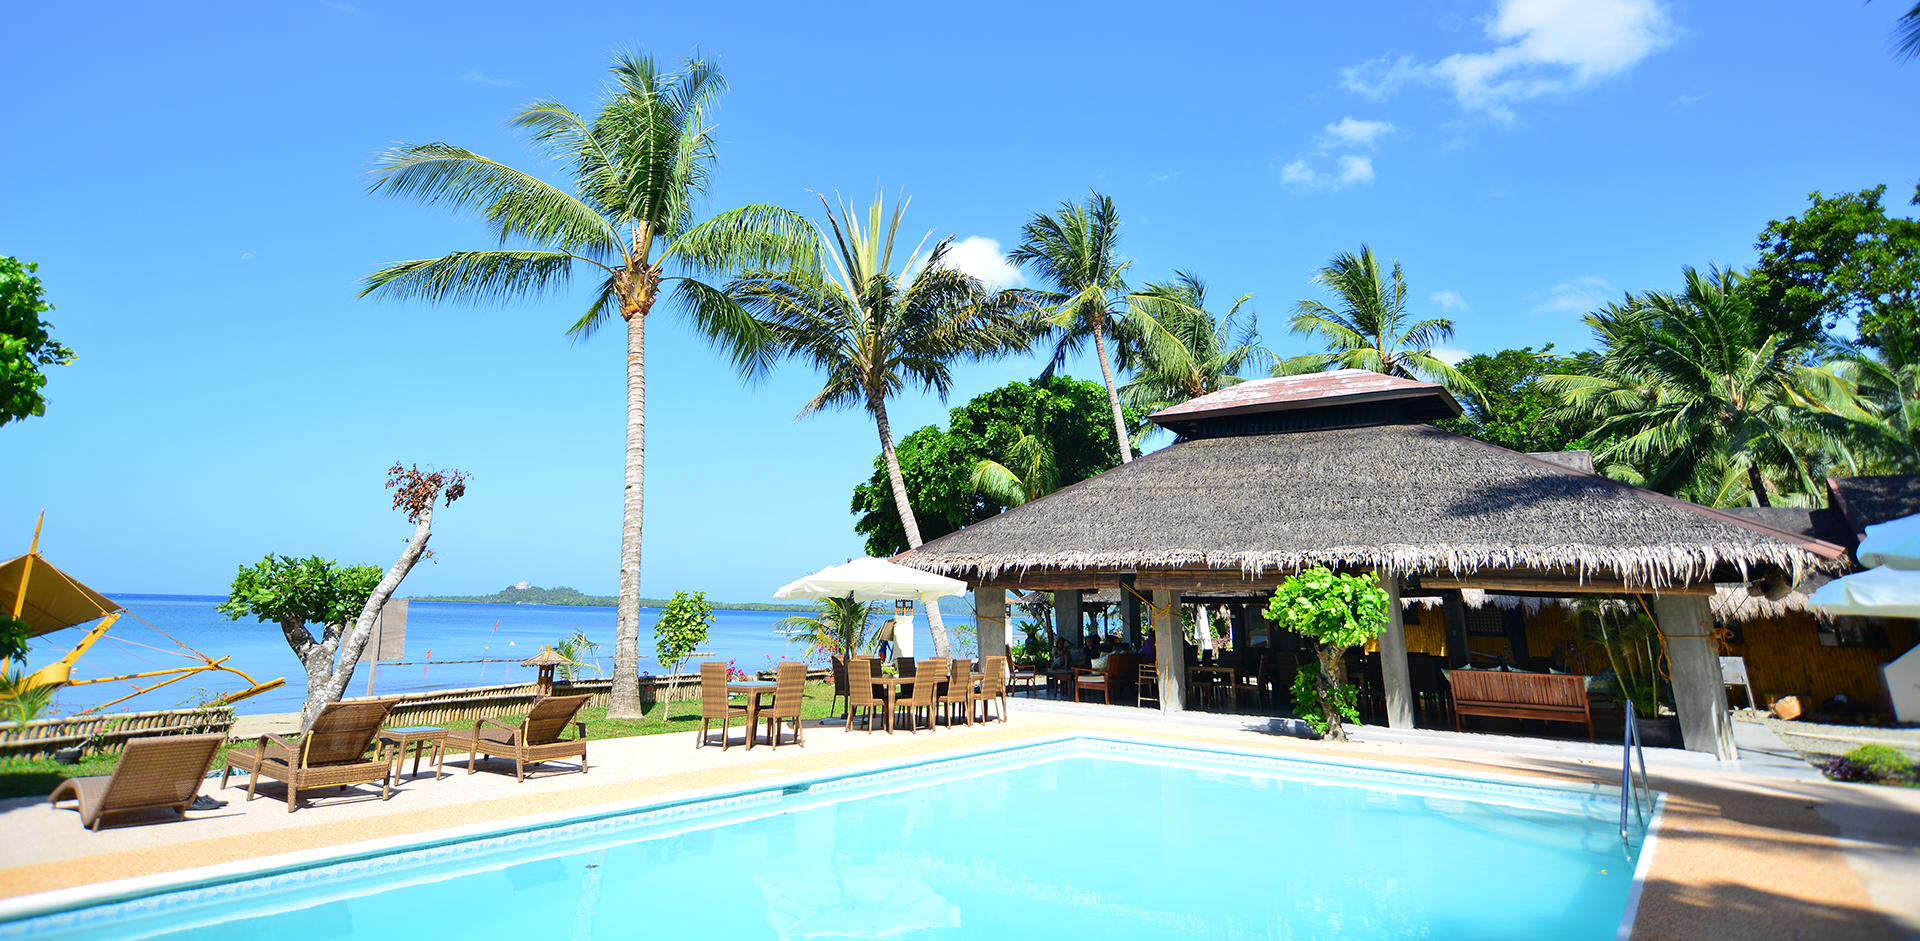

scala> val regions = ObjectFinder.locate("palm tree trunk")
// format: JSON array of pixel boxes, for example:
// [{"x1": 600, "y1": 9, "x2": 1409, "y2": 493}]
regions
[
  {"x1": 1091, "y1": 323, "x2": 1134, "y2": 463},
  {"x1": 1746, "y1": 463, "x2": 1772, "y2": 508},
  {"x1": 871, "y1": 391, "x2": 951, "y2": 658},
  {"x1": 608, "y1": 307, "x2": 647, "y2": 718}
]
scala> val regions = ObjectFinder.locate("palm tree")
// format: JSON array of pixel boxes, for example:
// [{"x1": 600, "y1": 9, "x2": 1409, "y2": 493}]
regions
[
  {"x1": 778, "y1": 596, "x2": 878, "y2": 662},
  {"x1": 1541, "y1": 266, "x2": 1854, "y2": 506},
  {"x1": 726, "y1": 192, "x2": 1042, "y2": 658},
  {"x1": 1277, "y1": 245, "x2": 1475, "y2": 399},
  {"x1": 359, "y1": 52, "x2": 816, "y2": 718},
  {"x1": 1823, "y1": 333, "x2": 1920, "y2": 473},
  {"x1": 1009, "y1": 191, "x2": 1138, "y2": 463},
  {"x1": 969, "y1": 424, "x2": 1058, "y2": 507},
  {"x1": 1119, "y1": 272, "x2": 1268, "y2": 442}
]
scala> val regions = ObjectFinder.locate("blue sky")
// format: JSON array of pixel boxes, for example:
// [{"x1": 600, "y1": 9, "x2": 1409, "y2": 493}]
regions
[{"x1": 3, "y1": 0, "x2": 1915, "y2": 603}]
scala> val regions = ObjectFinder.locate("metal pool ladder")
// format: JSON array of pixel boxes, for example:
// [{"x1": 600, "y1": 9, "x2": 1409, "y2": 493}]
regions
[{"x1": 1619, "y1": 711, "x2": 1652, "y2": 843}]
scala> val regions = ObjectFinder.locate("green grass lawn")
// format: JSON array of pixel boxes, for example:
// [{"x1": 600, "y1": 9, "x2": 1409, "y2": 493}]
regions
[{"x1": 0, "y1": 684, "x2": 846, "y2": 800}]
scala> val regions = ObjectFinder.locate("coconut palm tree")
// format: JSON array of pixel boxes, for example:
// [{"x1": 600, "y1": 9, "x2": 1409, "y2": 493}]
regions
[
  {"x1": 1541, "y1": 266, "x2": 1854, "y2": 506},
  {"x1": 1119, "y1": 272, "x2": 1268, "y2": 442},
  {"x1": 778, "y1": 596, "x2": 878, "y2": 662},
  {"x1": 359, "y1": 52, "x2": 817, "y2": 718},
  {"x1": 725, "y1": 191, "x2": 1043, "y2": 658},
  {"x1": 1277, "y1": 245, "x2": 1475, "y2": 399},
  {"x1": 1009, "y1": 191, "x2": 1138, "y2": 463},
  {"x1": 969, "y1": 424, "x2": 1058, "y2": 507},
  {"x1": 1821, "y1": 333, "x2": 1920, "y2": 474}
]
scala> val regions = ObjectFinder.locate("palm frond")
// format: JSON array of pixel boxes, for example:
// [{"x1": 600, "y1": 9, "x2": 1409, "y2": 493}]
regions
[{"x1": 359, "y1": 251, "x2": 582, "y2": 304}]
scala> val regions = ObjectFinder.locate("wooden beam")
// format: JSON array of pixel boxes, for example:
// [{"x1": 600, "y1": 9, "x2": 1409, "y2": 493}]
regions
[
  {"x1": 1417, "y1": 575, "x2": 1716, "y2": 596},
  {"x1": 1135, "y1": 572, "x2": 1283, "y2": 592},
  {"x1": 976, "y1": 573, "x2": 1124, "y2": 591}
]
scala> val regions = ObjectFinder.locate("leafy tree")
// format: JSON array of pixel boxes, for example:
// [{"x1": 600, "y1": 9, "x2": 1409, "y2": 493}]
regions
[
  {"x1": 1263, "y1": 567, "x2": 1388, "y2": 742},
  {"x1": 1275, "y1": 245, "x2": 1476, "y2": 401},
  {"x1": 1011, "y1": 191, "x2": 1140, "y2": 463},
  {"x1": 1748, "y1": 185, "x2": 1920, "y2": 348},
  {"x1": 1, "y1": 258, "x2": 77, "y2": 427},
  {"x1": 0, "y1": 615, "x2": 29, "y2": 663},
  {"x1": 1541, "y1": 267, "x2": 1852, "y2": 507},
  {"x1": 1434, "y1": 345, "x2": 1605, "y2": 454},
  {"x1": 219, "y1": 464, "x2": 467, "y2": 728},
  {"x1": 361, "y1": 52, "x2": 816, "y2": 720},
  {"x1": 727, "y1": 193, "x2": 1039, "y2": 658},
  {"x1": 778, "y1": 595, "x2": 878, "y2": 663},
  {"x1": 851, "y1": 376, "x2": 1137, "y2": 556},
  {"x1": 1119, "y1": 271, "x2": 1268, "y2": 444},
  {"x1": 652, "y1": 590, "x2": 712, "y2": 715}
]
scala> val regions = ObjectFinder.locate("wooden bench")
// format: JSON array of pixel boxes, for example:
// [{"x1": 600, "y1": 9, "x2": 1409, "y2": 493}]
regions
[{"x1": 1447, "y1": 670, "x2": 1593, "y2": 742}]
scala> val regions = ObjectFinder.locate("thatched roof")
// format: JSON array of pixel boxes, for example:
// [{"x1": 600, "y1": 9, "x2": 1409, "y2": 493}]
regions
[
  {"x1": 1408, "y1": 582, "x2": 1832, "y2": 622},
  {"x1": 896, "y1": 422, "x2": 1845, "y2": 589}
]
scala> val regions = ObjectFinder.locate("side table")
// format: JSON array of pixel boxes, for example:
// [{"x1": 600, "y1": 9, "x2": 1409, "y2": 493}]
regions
[{"x1": 381, "y1": 725, "x2": 449, "y2": 780}]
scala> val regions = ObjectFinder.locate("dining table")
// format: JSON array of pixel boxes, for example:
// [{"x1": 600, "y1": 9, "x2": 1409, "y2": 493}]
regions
[
  {"x1": 1187, "y1": 665, "x2": 1236, "y2": 709},
  {"x1": 862, "y1": 673, "x2": 986, "y2": 731},
  {"x1": 725, "y1": 680, "x2": 778, "y2": 748}
]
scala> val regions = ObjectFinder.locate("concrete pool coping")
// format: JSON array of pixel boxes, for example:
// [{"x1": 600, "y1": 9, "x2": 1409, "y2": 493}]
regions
[{"x1": 2, "y1": 710, "x2": 1915, "y2": 938}]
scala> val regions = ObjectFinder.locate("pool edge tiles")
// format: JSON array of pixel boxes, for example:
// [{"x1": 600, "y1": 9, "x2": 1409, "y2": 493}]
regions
[{"x1": 0, "y1": 731, "x2": 1662, "y2": 938}]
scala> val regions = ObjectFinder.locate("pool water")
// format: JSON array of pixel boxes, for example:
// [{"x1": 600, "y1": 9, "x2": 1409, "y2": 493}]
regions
[{"x1": 5, "y1": 741, "x2": 1647, "y2": 940}]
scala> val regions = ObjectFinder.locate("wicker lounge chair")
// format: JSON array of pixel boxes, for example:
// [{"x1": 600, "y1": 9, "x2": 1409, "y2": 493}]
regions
[
  {"x1": 445, "y1": 694, "x2": 591, "y2": 782},
  {"x1": 48, "y1": 733, "x2": 225, "y2": 831},
  {"x1": 222, "y1": 699, "x2": 397, "y2": 813},
  {"x1": 759, "y1": 661, "x2": 807, "y2": 749},
  {"x1": 697, "y1": 661, "x2": 748, "y2": 749}
]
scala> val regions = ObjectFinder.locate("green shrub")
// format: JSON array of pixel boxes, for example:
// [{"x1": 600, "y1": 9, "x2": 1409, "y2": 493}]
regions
[{"x1": 1844, "y1": 744, "x2": 1914, "y2": 782}]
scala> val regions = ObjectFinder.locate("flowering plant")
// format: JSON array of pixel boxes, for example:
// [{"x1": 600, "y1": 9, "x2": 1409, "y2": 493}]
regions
[{"x1": 725, "y1": 660, "x2": 749, "y2": 681}]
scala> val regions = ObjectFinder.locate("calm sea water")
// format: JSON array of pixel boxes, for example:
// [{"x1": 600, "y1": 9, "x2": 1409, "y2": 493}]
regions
[{"x1": 28, "y1": 595, "x2": 968, "y2": 716}]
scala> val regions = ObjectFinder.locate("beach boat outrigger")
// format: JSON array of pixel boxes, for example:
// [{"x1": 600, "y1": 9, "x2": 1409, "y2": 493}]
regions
[{"x1": 1, "y1": 514, "x2": 285, "y2": 713}]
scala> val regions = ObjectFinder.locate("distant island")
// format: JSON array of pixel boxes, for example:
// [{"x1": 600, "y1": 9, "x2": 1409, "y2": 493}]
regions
[{"x1": 408, "y1": 584, "x2": 809, "y2": 612}]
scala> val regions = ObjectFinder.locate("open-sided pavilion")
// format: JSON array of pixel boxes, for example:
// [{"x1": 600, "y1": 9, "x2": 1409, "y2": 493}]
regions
[{"x1": 894, "y1": 369, "x2": 1848, "y2": 758}]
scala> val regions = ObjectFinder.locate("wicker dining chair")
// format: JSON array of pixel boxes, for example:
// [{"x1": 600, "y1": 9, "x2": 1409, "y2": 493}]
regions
[
  {"x1": 222, "y1": 699, "x2": 397, "y2": 813},
  {"x1": 828, "y1": 655, "x2": 850, "y2": 718},
  {"x1": 977, "y1": 656, "x2": 1010, "y2": 723},
  {"x1": 49, "y1": 733, "x2": 225, "y2": 831},
  {"x1": 761, "y1": 661, "x2": 808, "y2": 749},
  {"x1": 847, "y1": 657, "x2": 886, "y2": 732},
  {"x1": 895, "y1": 658, "x2": 946, "y2": 733},
  {"x1": 697, "y1": 661, "x2": 749, "y2": 749},
  {"x1": 937, "y1": 658, "x2": 974, "y2": 728}
]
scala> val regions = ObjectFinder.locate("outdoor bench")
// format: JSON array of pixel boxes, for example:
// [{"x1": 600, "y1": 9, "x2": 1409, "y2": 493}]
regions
[{"x1": 1446, "y1": 669, "x2": 1593, "y2": 742}]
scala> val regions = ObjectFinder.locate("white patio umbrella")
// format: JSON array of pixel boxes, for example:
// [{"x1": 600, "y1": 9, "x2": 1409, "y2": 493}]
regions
[
  {"x1": 774, "y1": 557, "x2": 969, "y2": 660},
  {"x1": 1809, "y1": 566, "x2": 1920, "y2": 619},
  {"x1": 1856, "y1": 511, "x2": 1920, "y2": 569}
]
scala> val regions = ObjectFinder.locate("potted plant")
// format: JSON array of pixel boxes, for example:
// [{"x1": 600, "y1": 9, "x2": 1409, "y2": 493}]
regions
[{"x1": 1580, "y1": 600, "x2": 1675, "y2": 746}]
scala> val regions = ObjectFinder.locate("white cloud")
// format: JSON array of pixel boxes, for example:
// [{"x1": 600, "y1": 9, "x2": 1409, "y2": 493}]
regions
[
  {"x1": 1531, "y1": 275, "x2": 1616, "y2": 314},
  {"x1": 1430, "y1": 289, "x2": 1469, "y2": 310},
  {"x1": 1278, "y1": 154, "x2": 1375, "y2": 190},
  {"x1": 1669, "y1": 91, "x2": 1709, "y2": 107},
  {"x1": 1340, "y1": 0, "x2": 1675, "y2": 118},
  {"x1": 1147, "y1": 171, "x2": 1180, "y2": 186},
  {"x1": 1279, "y1": 158, "x2": 1319, "y2": 186},
  {"x1": 461, "y1": 69, "x2": 515, "y2": 87},
  {"x1": 941, "y1": 236, "x2": 1024, "y2": 290},
  {"x1": 1432, "y1": 347, "x2": 1473, "y2": 366},
  {"x1": 1336, "y1": 155, "x2": 1375, "y2": 184},
  {"x1": 1325, "y1": 117, "x2": 1394, "y2": 147}
]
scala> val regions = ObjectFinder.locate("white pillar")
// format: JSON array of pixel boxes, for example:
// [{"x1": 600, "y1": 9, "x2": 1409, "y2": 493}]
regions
[
  {"x1": 1376, "y1": 570, "x2": 1415, "y2": 730},
  {"x1": 1655, "y1": 593, "x2": 1736, "y2": 760},
  {"x1": 1154, "y1": 590, "x2": 1187, "y2": 713},
  {"x1": 975, "y1": 589, "x2": 1008, "y2": 664}
]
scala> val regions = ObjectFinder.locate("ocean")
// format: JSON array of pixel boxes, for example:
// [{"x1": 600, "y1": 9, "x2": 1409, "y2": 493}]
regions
[{"x1": 27, "y1": 594, "x2": 970, "y2": 717}]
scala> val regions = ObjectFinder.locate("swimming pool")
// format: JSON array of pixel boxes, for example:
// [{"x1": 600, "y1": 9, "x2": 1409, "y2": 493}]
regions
[{"x1": 0, "y1": 736, "x2": 1657, "y2": 940}]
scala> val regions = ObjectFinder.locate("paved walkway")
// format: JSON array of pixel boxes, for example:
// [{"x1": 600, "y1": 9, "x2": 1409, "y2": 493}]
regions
[{"x1": 3, "y1": 705, "x2": 1916, "y2": 939}]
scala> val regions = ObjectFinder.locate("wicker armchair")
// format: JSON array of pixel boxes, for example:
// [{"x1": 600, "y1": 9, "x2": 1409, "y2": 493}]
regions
[
  {"x1": 49, "y1": 733, "x2": 225, "y2": 830},
  {"x1": 222, "y1": 699, "x2": 396, "y2": 813},
  {"x1": 697, "y1": 661, "x2": 749, "y2": 749},
  {"x1": 445, "y1": 694, "x2": 591, "y2": 782}
]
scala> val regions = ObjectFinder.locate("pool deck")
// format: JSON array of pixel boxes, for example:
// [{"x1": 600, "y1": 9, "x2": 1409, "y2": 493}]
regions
[{"x1": 3, "y1": 707, "x2": 1917, "y2": 939}]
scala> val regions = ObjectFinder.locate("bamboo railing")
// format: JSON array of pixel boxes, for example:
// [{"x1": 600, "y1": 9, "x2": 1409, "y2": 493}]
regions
[{"x1": 0, "y1": 707, "x2": 237, "y2": 760}]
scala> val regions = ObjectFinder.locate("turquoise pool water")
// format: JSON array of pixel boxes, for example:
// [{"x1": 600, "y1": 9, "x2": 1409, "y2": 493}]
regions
[{"x1": 3, "y1": 740, "x2": 1648, "y2": 940}]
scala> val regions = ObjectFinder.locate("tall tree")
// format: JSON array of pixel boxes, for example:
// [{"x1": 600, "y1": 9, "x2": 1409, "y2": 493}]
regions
[
  {"x1": 726, "y1": 192, "x2": 1041, "y2": 657},
  {"x1": 850, "y1": 376, "x2": 1134, "y2": 555},
  {"x1": 1818, "y1": 334, "x2": 1920, "y2": 474},
  {"x1": 1748, "y1": 185, "x2": 1920, "y2": 348},
  {"x1": 219, "y1": 464, "x2": 467, "y2": 728},
  {"x1": 1010, "y1": 191, "x2": 1138, "y2": 463},
  {"x1": 1434, "y1": 345, "x2": 1606, "y2": 454},
  {"x1": 1276, "y1": 245, "x2": 1476, "y2": 400},
  {"x1": 1119, "y1": 271, "x2": 1267, "y2": 442},
  {"x1": 360, "y1": 53, "x2": 815, "y2": 719},
  {"x1": 1541, "y1": 267, "x2": 1852, "y2": 507},
  {"x1": 0, "y1": 257, "x2": 76, "y2": 427}
]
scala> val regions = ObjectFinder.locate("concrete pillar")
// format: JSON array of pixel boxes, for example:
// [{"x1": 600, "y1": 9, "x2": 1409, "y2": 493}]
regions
[
  {"x1": 1230, "y1": 606, "x2": 1250, "y2": 653},
  {"x1": 1122, "y1": 578, "x2": 1141, "y2": 647},
  {"x1": 1377, "y1": 571, "x2": 1415, "y2": 730},
  {"x1": 1054, "y1": 590, "x2": 1083, "y2": 649},
  {"x1": 975, "y1": 589, "x2": 1008, "y2": 664},
  {"x1": 1153, "y1": 589, "x2": 1186, "y2": 713},
  {"x1": 1655, "y1": 593, "x2": 1736, "y2": 760},
  {"x1": 1442, "y1": 589, "x2": 1471, "y2": 668}
]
